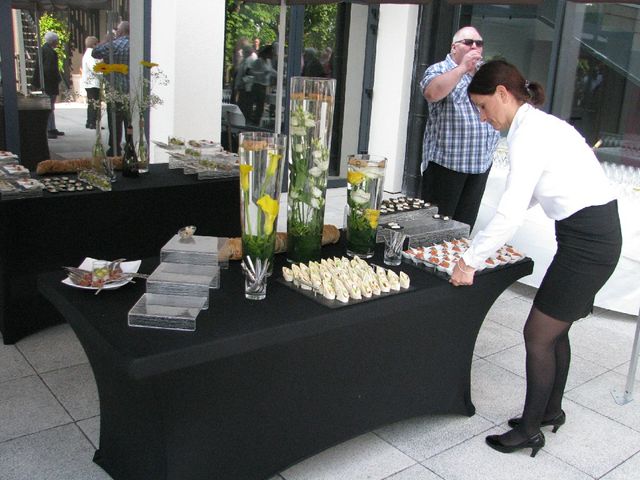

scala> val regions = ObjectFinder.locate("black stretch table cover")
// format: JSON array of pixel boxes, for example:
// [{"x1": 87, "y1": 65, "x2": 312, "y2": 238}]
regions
[
  {"x1": 0, "y1": 164, "x2": 240, "y2": 344},
  {"x1": 38, "y1": 244, "x2": 533, "y2": 480}
]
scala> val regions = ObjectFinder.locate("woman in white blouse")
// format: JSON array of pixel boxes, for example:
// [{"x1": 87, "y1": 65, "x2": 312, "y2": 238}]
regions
[{"x1": 451, "y1": 59, "x2": 621, "y2": 457}]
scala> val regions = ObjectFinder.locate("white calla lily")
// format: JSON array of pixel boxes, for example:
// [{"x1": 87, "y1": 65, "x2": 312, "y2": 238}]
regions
[
  {"x1": 309, "y1": 166, "x2": 323, "y2": 177},
  {"x1": 351, "y1": 189, "x2": 371, "y2": 204}
]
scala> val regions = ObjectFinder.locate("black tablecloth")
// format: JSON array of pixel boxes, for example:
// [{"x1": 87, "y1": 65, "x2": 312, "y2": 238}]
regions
[
  {"x1": 38, "y1": 242, "x2": 533, "y2": 480},
  {"x1": 0, "y1": 164, "x2": 240, "y2": 344}
]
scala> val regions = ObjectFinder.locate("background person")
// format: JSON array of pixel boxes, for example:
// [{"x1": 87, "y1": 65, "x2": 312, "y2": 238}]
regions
[
  {"x1": 420, "y1": 26, "x2": 499, "y2": 230},
  {"x1": 451, "y1": 59, "x2": 621, "y2": 457},
  {"x1": 245, "y1": 45, "x2": 276, "y2": 126},
  {"x1": 93, "y1": 21, "x2": 130, "y2": 156},
  {"x1": 34, "y1": 31, "x2": 64, "y2": 139},
  {"x1": 81, "y1": 36, "x2": 101, "y2": 129}
]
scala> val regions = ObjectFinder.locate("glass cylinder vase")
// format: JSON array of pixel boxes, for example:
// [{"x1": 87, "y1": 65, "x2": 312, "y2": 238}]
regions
[
  {"x1": 136, "y1": 116, "x2": 150, "y2": 174},
  {"x1": 286, "y1": 76, "x2": 336, "y2": 263},
  {"x1": 238, "y1": 131, "x2": 287, "y2": 300},
  {"x1": 345, "y1": 154, "x2": 387, "y2": 258},
  {"x1": 91, "y1": 100, "x2": 115, "y2": 182}
]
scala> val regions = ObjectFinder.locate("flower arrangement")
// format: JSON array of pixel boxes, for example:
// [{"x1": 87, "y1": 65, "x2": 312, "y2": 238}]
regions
[
  {"x1": 93, "y1": 61, "x2": 167, "y2": 123},
  {"x1": 239, "y1": 134, "x2": 286, "y2": 264},
  {"x1": 286, "y1": 77, "x2": 336, "y2": 263},
  {"x1": 93, "y1": 61, "x2": 167, "y2": 173},
  {"x1": 345, "y1": 155, "x2": 387, "y2": 258}
]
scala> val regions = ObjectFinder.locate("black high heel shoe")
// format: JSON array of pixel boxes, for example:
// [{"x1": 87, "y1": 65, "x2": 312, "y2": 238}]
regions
[
  {"x1": 486, "y1": 431, "x2": 545, "y2": 458},
  {"x1": 508, "y1": 410, "x2": 566, "y2": 433}
]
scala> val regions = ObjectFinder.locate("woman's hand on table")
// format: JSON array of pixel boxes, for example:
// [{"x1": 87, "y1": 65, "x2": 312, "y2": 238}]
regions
[{"x1": 450, "y1": 258, "x2": 476, "y2": 286}]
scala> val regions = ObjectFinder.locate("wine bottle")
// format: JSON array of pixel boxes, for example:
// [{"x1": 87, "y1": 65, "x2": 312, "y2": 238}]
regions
[{"x1": 122, "y1": 125, "x2": 139, "y2": 177}]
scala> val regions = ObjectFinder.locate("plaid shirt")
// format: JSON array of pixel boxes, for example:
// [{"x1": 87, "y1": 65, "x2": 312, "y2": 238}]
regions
[
  {"x1": 92, "y1": 36, "x2": 130, "y2": 94},
  {"x1": 420, "y1": 54, "x2": 499, "y2": 174}
]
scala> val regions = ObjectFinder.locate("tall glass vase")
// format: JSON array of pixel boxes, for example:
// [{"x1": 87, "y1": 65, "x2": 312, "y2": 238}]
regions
[
  {"x1": 286, "y1": 76, "x2": 336, "y2": 263},
  {"x1": 239, "y1": 132, "x2": 287, "y2": 300},
  {"x1": 92, "y1": 99, "x2": 115, "y2": 182},
  {"x1": 136, "y1": 116, "x2": 150, "y2": 173},
  {"x1": 345, "y1": 154, "x2": 387, "y2": 258}
]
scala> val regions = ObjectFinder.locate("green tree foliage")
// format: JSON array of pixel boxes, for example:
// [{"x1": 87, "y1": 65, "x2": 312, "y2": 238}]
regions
[
  {"x1": 39, "y1": 12, "x2": 70, "y2": 73},
  {"x1": 303, "y1": 5, "x2": 336, "y2": 50},
  {"x1": 224, "y1": 1, "x2": 336, "y2": 83}
]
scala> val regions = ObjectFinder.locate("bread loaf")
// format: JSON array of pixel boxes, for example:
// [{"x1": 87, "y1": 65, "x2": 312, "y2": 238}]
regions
[
  {"x1": 225, "y1": 225, "x2": 340, "y2": 260},
  {"x1": 36, "y1": 157, "x2": 123, "y2": 175}
]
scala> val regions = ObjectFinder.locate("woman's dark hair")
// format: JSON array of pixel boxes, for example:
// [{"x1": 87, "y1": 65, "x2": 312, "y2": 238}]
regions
[{"x1": 468, "y1": 59, "x2": 545, "y2": 107}]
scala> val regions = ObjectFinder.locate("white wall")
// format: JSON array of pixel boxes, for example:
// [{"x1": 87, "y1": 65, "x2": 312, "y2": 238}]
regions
[
  {"x1": 149, "y1": 0, "x2": 225, "y2": 162},
  {"x1": 368, "y1": 5, "x2": 418, "y2": 193},
  {"x1": 339, "y1": 4, "x2": 368, "y2": 176}
]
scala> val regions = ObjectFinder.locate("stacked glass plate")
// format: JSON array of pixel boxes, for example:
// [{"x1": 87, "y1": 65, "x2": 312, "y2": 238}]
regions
[{"x1": 128, "y1": 235, "x2": 229, "y2": 331}]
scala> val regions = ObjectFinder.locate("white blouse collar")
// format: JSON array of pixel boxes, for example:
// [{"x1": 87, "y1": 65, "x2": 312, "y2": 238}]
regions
[{"x1": 507, "y1": 103, "x2": 533, "y2": 143}]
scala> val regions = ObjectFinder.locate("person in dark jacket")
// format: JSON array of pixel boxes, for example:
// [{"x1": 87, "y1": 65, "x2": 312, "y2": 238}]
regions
[{"x1": 38, "y1": 31, "x2": 64, "y2": 139}]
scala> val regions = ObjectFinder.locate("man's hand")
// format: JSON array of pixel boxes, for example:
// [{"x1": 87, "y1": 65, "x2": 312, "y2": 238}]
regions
[{"x1": 460, "y1": 50, "x2": 483, "y2": 74}]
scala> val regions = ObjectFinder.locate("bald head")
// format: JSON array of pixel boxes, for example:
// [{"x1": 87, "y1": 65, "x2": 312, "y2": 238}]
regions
[
  {"x1": 453, "y1": 27, "x2": 481, "y2": 44},
  {"x1": 450, "y1": 26, "x2": 484, "y2": 65},
  {"x1": 116, "y1": 21, "x2": 129, "y2": 37}
]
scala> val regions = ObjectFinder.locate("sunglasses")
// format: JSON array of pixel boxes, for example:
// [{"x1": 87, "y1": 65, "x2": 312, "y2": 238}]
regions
[{"x1": 455, "y1": 39, "x2": 484, "y2": 47}]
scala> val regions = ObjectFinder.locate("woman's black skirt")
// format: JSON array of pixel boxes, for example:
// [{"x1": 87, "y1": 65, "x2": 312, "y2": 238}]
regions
[{"x1": 534, "y1": 200, "x2": 622, "y2": 322}]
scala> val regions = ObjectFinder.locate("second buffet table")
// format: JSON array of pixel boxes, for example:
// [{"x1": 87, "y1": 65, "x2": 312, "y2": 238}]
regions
[
  {"x1": 38, "y1": 242, "x2": 533, "y2": 480},
  {"x1": 0, "y1": 164, "x2": 240, "y2": 344}
]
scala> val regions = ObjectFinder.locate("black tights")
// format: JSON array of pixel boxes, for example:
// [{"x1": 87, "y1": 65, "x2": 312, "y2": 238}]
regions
[{"x1": 500, "y1": 306, "x2": 572, "y2": 444}]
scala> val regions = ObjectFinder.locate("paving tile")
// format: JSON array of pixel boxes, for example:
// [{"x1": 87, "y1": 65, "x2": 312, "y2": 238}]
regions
[
  {"x1": 375, "y1": 413, "x2": 493, "y2": 462},
  {"x1": 568, "y1": 319, "x2": 635, "y2": 369},
  {"x1": 484, "y1": 297, "x2": 532, "y2": 333},
  {"x1": 0, "y1": 344, "x2": 36, "y2": 383},
  {"x1": 0, "y1": 376, "x2": 71, "y2": 443},
  {"x1": 16, "y1": 324, "x2": 88, "y2": 374},
  {"x1": 384, "y1": 463, "x2": 442, "y2": 480},
  {"x1": 577, "y1": 311, "x2": 638, "y2": 345},
  {"x1": 473, "y1": 319, "x2": 523, "y2": 358},
  {"x1": 470, "y1": 360, "x2": 526, "y2": 424},
  {"x1": 485, "y1": 343, "x2": 609, "y2": 391},
  {"x1": 541, "y1": 400, "x2": 640, "y2": 478},
  {"x1": 613, "y1": 360, "x2": 640, "y2": 383},
  {"x1": 76, "y1": 416, "x2": 101, "y2": 449},
  {"x1": 41, "y1": 363, "x2": 99, "y2": 421},
  {"x1": 422, "y1": 426, "x2": 592, "y2": 480},
  {"x1": 565, "y1": 371, "x2": 640, "y2": 432},
  {"x1": 280, "y1": 433, "x2": 415, "y2": 480},
  {"x1": 506, "y1": 281, "x2": 538, "y2": 300},
  {"x1": 600, "y1": 451, "x2": 640, "y2": 480},
  {"x1": 0, "y1": 423, "x2": 111, "y2": 480}
]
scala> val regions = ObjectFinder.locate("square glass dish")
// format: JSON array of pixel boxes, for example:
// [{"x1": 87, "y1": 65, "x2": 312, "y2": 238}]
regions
[
  {"x1": 160, "y1": 235, "x2": 230, "y2": 267},
  {"x1": 128, "y1": 293, "x2": 207, "y2": 331},
  {"x1": 146, "y1": 262, "x2": 220, "y2": 309}
]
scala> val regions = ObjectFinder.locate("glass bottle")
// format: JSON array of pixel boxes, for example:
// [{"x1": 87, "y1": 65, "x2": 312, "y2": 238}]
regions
[{"x1": 122, "y1": 126, "x2": 139, "y2": 177}]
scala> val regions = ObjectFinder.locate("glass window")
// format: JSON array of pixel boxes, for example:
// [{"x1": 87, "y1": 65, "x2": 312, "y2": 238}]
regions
[
  {"x1": 223, "y1": 0, "x2": 283, "y2": 137},
  {"x1": 465, "y1": 2, "x2": 557, "y2": 103},
  {"x1": 553, "y1": 3, "x2": 640, "y2": 167}
]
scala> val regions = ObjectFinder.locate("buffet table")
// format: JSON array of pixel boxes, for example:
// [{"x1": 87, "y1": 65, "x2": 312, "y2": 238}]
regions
[
  {"x1": 0, "y1": 164, "x2": 240, "y2": 344},
  {"x1": 38, "y1": 243, "x2": 532, "y2": 480}
]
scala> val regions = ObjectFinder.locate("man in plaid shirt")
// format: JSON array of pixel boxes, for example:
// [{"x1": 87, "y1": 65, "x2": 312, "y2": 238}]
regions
[
  {"x1": 93, "y1": 21, "x2": 130, "y2": 157},
  {"x1": 420, "y1": 26, "x2": 499, "y2": 230}
]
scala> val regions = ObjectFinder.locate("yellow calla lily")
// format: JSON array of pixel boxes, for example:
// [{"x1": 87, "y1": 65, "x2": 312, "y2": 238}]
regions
[
  {"x1": 365, "y1": 209, "x2": 380, "y2": 228},
  {"x1": 347, "y1": 170, "x2": 365, "y2": 185},
  {"x1": 140, "y1": 60, "x2": 159, "y2": 68},
  {"x1": 239, "y1": 164, "x2": 253, "y2": 192},
  {"x1": 256, "y1": 194, "x2": 279, "y2": 236},
  {"x1": 266, "y1": 152, "x2": 281, "y2": 178},
  {"x1": 110, "y1": 63, "x2": 129, "y2": 75},
  {"x1": 93, "y1": 63, "x2": 109, "y2": 73}
]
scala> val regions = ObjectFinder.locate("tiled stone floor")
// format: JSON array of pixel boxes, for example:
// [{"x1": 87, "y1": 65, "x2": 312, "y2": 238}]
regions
[{"x1": 2, "y1": 103, "x2": 638, "y2": 480}]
